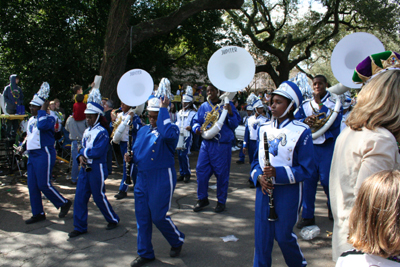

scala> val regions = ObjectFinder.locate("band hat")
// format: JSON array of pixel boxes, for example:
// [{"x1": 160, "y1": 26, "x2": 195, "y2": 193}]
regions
[
  {"x1": 246, "y1": 105, "x2": 253, "y2": 111},
  {"x1": 353, "y1": 51, "x2": 400, "y2": 84},
  {"x1": 147, "y1": 95, "x2": 161, "y2": 111},
  {"x1": 30, "y1": 82, "x2": 50, "y2": 106},
  {"x1": 272, "y1": 81, "x2": 303, "y2": 110},
  {"x1": 290, "y1": 72, "x2": 313, "y2": 100},
  {"x1": 84, "y1": 88, "x2": 104, "y2": 115},
  {"x1": 147, "y1": 77, "x2": 173, "y2": 111},
  {"x1": 246, "y1": 93, "x2": 258, "y2": 110},
  {"x1": 343, "y1": 96, "x2": 352, "y2": 109},
  {"x1": 182, "y1": 85, "x2": 194, "y2": 103}
]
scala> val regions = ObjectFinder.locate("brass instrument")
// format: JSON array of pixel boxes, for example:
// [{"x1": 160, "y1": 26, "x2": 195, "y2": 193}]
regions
[
  {"x1": 200, "y1": 97, "x2": 222, "y2": 133},
  {"x1": 310, "y1": 109, "x2": 334, "y2": 134},
  {"x1": 110, "y1": 115, "x2": 123, "y2": 140}
]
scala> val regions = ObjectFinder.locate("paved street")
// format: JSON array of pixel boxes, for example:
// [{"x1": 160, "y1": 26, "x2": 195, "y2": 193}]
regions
[{"x1": 0, "y1": 150, "x2": 335, "y2": 267}]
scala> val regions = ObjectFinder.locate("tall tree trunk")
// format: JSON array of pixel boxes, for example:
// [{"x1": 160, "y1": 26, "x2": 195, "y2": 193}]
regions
[
  {"x1": 99, "y1": 0, "x2": 244, "y2": 101},
  {"x1": 99, "y1": 0, "x2": 134, "y2": 100}
]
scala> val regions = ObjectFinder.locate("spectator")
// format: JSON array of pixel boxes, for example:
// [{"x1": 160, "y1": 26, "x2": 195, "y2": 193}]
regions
[
  {"x1": 3, "y1": 74, "x2": 23, "y2": 139},
  {"x1": 54, "y1": 98, "x2": 65, "y2": 120},
  {"x1": 65, "y1": 115, "x2": 87, "y2": 185},
  {"x1": 169, "y1": 102, "x2": 177, "y2": 123},
  {"x1": 336, "y1": 170, "x2": 400, "y2": 267},
  {"x1": 73, "y1": 85, "x2": 88, "y2": 103},
  {"x1": 73, "y1": 94, "x2": 86, "y2": 122},
  {"x1": 49, "y1": 100, "x2": 63, "y2": 133}
]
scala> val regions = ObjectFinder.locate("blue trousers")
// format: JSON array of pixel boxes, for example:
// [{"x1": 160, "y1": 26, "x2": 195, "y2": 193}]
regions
[
  {"x1": 73, "y1": 163, "x2": 119, "y2": 232},
  {"x1": 27, "y1": 147, "x2": 67, "y2": 216},
  {"x1": 134, "y1": 168, "x2": 185, "y2": 259},
  {"x1": 239, "y1": 145, "x2": 245, "y2": 162},
  {"x1": 118, "y1": 141, "x2": 129, "y2": 192},
  {"x1": 247, "y1": 140, "x2": 258, "y2": 164},
  {"x1": 302, "y1": 139, "x2": 335, "y2": 219},
  {"x1": 71, "y1": 141, "x2": 79, "y2": 183},
  {"x1": 254, "y1": 183, "x2": 306, "y2": 267},
  {"x1": 107, "y1": 142, "x2": 113, "y2": 175},
  {"x1": 196, "y1": 141, "x2": 231, "y2": 204},
  {"x1": 178, "y1": 135, "x2": 192, "y2": 176}
]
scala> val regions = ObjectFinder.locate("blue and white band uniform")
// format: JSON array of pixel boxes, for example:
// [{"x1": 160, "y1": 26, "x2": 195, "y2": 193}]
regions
[
  {"x1": 120, "y1": 113, "x2": 143, "y2": 191},
  {"x1": 26, "y1": 110, "x2": 68, "y2": 216},
  {"x1": 192, "y1": 100, "x2": 240, "y2": 204},
  {"x1": 73, "y1": 122, "x2": 120, "y2": 233},
  {"x1": 176, "y1": 109, "x2": 196, "y2": 176},
  {"x1": 251, "y1": 118, "x2": 314, "y2": 267},
  {"x1": 295, "y1": 91, "x2": 342, "y2": 219},
  {"x1": 116, "y1": 111, "x2": 131, "y2": 192},
  {"x1": 132, "y1": 107, "x2": 185, "y2": 259},
  {"x1": 243, "y1": 114, "x2": 269, "y2": 164}
]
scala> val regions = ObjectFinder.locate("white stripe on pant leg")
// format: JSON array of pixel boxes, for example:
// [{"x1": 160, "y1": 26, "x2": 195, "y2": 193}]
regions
[
  {"x1": 100, "y1": 163, "x2": 118, "y2": 223},
  {"x1": 168, "y1": 168, "x2": 173, "y2": 210},
  {"x1": 185, "y1": 152, "x2": 190, "y2": 175},
  {"x1": 166, "y1": 217, "x2": 185, "y2": 243},
  {"x1": 45, "y1": 146, "x2": 66, "y2": 203},
  {"x1": 296, "y1": 182, "x2": 303, "y2": 223},
  {"x1": 292, "y1": 232, "x2": 306, "y2": 264}
]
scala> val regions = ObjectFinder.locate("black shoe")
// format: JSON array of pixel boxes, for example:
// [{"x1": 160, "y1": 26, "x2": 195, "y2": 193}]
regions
[
  {"x1": 114, "y1": 191, "x2": 127, "y2": 200},
  {"x1": 106, "y1": 222, "x2": 118, "y2": 230},
  {"x1": 59, "y1": 199, "x2": 72, "y2": 218},
  {"x1": 25, "y1": 214, "x2": 46, "y2": 224},
  {"x1": 184, "y1": 175, "x2": 190, "y2": 183},
  {"x1": 177, "y1": 175, "x2": 184, "y2": 181},
  {"x1": 296, "y1": 217, "x2": 316, "y2": 229},
  {"x1": 214, "y1": 202, "x2": 225, "y2": 213},
  {"x1": 68, "y1": 230, "x2": 87, "y2": 238},
  {"x1": 130, "y1": 256, "x2": 155, "y2": 267},
  {"x1": 248, "y1": 180, "x2": 255, "y2": 188},
  {"x1": 193, "y1": 198, "x2": 209, "y2": 212},
  {"x1": 170, "y1": 245, "x2": 182, "y2": 257},
  {"x1": 236, "y1": 160, "x2": 244, "y2": 164}
]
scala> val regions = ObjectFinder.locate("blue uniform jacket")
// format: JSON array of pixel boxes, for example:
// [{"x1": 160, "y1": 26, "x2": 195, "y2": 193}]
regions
[
  {"x1": 192, "y1": 100, "x2": 240, "y2": 144},
  {"x1": 77, "y1": 122, "x2": 109, "y2": 166},
  {"x1": 133, "y1": 108, "x2": 179, "y2": 171},
  {"x1": 251, "y1": 119, "x2": 314, "y2": 185},
  {"x1": 130, "y1": 114, "x2": 143, "y2": 149},
  {"x1": 25, "y1": 110, "x2": 56, "y2": 151},
  {"x1": 294, "y1": 92, "x2": 342, "y2": 142}
]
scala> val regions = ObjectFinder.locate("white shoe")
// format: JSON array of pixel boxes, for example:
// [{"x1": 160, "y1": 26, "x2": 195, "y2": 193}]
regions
[
  {"x1": 234, "y1": 146, "x2": 240, "y2": 150},
  {"x1": 231, "y1": 147, "x2": 236, "y2": 152}
]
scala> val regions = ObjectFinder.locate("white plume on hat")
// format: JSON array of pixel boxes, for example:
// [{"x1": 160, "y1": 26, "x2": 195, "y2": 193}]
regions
[
  {"x1": 182, "y1": 85, "x2": 194, "y2": 103},
  {"x1": 148, "y1": 78, "x2": 173, "y2": 111},
  {"x1": 290, "y1": 73, "x2": 313, "y2": 100},
  {"x1": 84, "y1": 88, "x2": 104, "y2": 114},
  {"x1": 30, "y1": 82, "x2": 50, "y2": 106}
]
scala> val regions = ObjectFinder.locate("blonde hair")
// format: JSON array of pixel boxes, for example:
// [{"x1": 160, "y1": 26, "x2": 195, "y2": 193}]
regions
[
  {"x1": 348, "y1": 170, "x2": 400, "y2": 257},
  {"x1": 346, "y1": 70, "x2": 400, "y2": 141}
]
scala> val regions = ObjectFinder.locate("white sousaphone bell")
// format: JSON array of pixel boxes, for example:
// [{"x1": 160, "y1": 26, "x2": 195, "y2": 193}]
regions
[
  {"x1": 312, "y1": 32, "x2": 385, "y2": 139},
  {"x1": 203, "y1": 46, "x2": 255, "y2": 140},
  {"x1": 112, "y1": 69, "x2": 154, "y2": 144}
]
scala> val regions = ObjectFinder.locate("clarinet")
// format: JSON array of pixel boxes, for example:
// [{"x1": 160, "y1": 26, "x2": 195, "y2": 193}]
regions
[
  {"x1": 125, "y1": 125, "x2": 133, "y2": 185},
  {"x1": 264, "y1": 132, "x2": 278, "y2": 221}
]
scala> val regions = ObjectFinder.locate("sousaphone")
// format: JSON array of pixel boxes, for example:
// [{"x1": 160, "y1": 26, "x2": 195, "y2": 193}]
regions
[
  {"x1": 203, "y1": 46, "x2": 255, "y2": 139},
  {"x1": 312, "y1": 32, "x2": 384, "y2": 139},
  {"x1": 112, "y1": 69, "x2": 154, "y2": 144}
]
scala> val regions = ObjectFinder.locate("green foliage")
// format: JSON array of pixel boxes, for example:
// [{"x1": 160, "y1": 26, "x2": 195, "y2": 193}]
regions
[{"x1": 0, "y1": 0, "x2": 110, "y2": 113}]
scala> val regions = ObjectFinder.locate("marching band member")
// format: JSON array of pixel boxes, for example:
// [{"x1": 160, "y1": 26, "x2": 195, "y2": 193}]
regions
[
  {"x1": 295, "y1": 75, "x2": 342, "y2": 228},
  {"x1": 69, "y1": 88, "x2": 120, "y2": 238},
  {"x1": 176, "y1": 86, "x2": 196, "y2": 183},
  {"x1": 22, "y1": 83, "x2": 72, "y2": 224},
  {"x1": 113, "y1": 102, "x2": 139, "y2": 200},
  {"x1": 128, "y1": 78, "x2": 185, "y2": 267},
  {"x1": 192, "y1": 85, "x2": 240, "y2": 213},
  {"x1": 237, "y1": 105, "x2": 254, "y2": 165},
  {"x1": 243, "y1": 93, "x2": 269, "y2": 187},
  {"x1": 251, "y1": 81, "x2": 314, "y2": 267},
  {"x1": 330, "y1": 51, "x2": 400, "y2": 261}
]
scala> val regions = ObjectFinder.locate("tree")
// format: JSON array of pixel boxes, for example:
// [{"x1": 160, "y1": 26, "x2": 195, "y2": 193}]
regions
[
  {"x1": 226, "y1": 0, "x2": 400, "y2": 87},
  {"x1": 100, "y1": 0, "x2": 244, "y2": 99}
]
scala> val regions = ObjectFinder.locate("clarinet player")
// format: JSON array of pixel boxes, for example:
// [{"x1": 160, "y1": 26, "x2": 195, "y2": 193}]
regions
[{"x1": 250, "y1": 81, "x2": 314, "y2": 267}]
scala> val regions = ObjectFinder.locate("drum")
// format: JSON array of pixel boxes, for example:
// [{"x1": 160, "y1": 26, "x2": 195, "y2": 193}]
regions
[{"x1": 235, "y1": 125, "x2": 245, "y2": 141}]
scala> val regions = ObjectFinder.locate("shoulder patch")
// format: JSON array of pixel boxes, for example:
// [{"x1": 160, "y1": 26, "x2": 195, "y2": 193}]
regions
[{"x1": 292, "y1": 120, "x2": 309, "y2": 129}]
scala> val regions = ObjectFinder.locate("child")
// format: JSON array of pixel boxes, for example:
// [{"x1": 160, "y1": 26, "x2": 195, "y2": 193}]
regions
[
  {"x1": 73, "y1": 94, "x2": 86, "y2": 122},
  {"x1": 251, "y1": 81, "x2": 314, "y2": 267},
  {"x1": 69, "y1": 88, "x2": 119, "y2": 238},
  {"x1": 336, "y1": 170, "x2": 400, "y2": 266},
  {"x1": 73, "y1": 85, "x2": 89, "y2": 103}
]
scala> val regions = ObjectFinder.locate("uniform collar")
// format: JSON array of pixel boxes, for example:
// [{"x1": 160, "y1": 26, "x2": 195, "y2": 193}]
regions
[
  {"x1": 89, "y1": 122, "x2": 100, "y2": 130},
  {"x1": 273, "y1": 118, "x2": 290, "y2": 129},
  {"x1": 313, "y1": 91, "x2": 330, "y2": 103}
]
